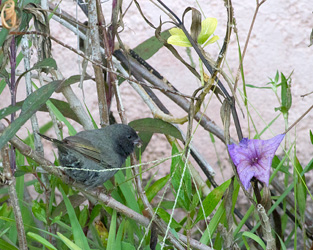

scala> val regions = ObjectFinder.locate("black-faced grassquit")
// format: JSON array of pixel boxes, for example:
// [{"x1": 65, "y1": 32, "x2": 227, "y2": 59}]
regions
[{"x1": 39, "y1": 124, "x2": 142, "y2": 188}]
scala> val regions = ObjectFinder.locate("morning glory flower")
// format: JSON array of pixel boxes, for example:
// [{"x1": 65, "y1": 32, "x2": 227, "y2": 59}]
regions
[
  {"x1": 228, "y1": 134, "x2": 285, "y2": 190},
  {"x1": 167, "y1": 17, "x2": 219, "y2": 47}
]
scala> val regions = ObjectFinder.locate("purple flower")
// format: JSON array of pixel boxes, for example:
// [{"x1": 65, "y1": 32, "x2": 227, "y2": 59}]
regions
[{"x1": 228, "y1": 134, "x2": 285, "y2": 190}]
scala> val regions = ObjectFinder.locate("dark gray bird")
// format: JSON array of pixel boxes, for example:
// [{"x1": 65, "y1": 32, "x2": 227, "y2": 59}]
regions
[{"x1": 39, "y1": 124, "x2": 142, "y2": 188}]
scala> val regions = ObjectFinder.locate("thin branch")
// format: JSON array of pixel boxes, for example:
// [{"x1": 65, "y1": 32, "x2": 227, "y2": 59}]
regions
[
  {"x1": 88, "y1": 0, "x2": 110, "y2": 127},
  {"x1": 1, "y1": 144, "x2": 28, "y2": 250},
  {"x1": 114, "y1": 48, "x2": 236, "y2": 144},
  {"x1": 285, "y1": 105, "x2": 313, "y2": 134},
  {"x1": 96, "y1": 0, "x2": 126, "y2": 123},
  {"x1": 258, "y1": 204, "x2": 276, "y2": 249},
  {"x1": 233, "y1": 0, "x2": 267, "y2": 92}
]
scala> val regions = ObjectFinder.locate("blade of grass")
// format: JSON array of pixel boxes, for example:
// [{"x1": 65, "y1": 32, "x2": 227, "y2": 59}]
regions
[{"x1": 59, "y1": 187, "x2": 91, "y2": 250}]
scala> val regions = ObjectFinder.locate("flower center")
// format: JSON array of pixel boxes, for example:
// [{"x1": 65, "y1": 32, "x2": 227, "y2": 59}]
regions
[{"x1": 251, "y1": 157, "x2": 259, "y2": 164}]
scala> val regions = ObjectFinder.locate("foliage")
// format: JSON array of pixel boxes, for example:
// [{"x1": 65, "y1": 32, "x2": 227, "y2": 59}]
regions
[{"x1": 0, "y1": 0, "x2": 312, "y2": 250}]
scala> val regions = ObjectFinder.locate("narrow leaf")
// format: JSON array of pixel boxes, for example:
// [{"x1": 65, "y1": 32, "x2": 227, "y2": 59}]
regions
[
  {"x1": 32, "y1": 58, "x2": 57, "y2": 70},
  {"x1": 133, "y1": 30, "x2": 171, "y2": 60},
  {"x1": 107, "y1": 210, "x2": 117, "y2": 250},
  {"x1": 280, "y1": 73, "x2": 287, "y2": 109},
  {"x1": 146, "y1": 174, "x2": 170, "y2": 202},
  {"x1": 242, "y1": 232, "x2": 266, "y2": 249},
  {"x1": 59, "y1": 187, "x2": 91, "y2": 250},
  {"x1": 194, "y1": 179, "x2": 231, "y2": 224},
  {"x1": 27, "y1": 232, "x2": 58, "y2": 250},
  {"x1": 0, "y1": 80, "x2": 62, "y2": 149},
  {"x1": 129, "y1": 118, "x2": 183, "y2": 141},
  {"x1": 156, "y1": 208, "x2": 181, "y2": 229},
  {"x1": 57, "y1": 232, "x2": 82, "y2": 250},
  {"x1": 0, "y1": 238, "x2": 18, "y2": 250}
]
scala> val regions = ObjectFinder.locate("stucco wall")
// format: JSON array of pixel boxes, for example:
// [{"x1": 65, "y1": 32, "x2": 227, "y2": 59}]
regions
[{"x1": 2, "y1": 0, "x2": 312, "y2": 183}]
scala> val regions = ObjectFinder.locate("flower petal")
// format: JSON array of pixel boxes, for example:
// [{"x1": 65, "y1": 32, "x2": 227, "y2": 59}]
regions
[{"x1": 228, "y1": 134, "x2": 285, "y2": 190}]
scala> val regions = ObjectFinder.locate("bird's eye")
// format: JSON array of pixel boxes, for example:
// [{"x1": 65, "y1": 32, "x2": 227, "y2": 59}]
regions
[{"x1": 127, "y1": 135, "x2": 132, "y2": 139}]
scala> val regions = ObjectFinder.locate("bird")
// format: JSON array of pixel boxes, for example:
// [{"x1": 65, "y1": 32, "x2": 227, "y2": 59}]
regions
[{"x1": 38, "y1": 124, "x2": 142, "y2": 188}]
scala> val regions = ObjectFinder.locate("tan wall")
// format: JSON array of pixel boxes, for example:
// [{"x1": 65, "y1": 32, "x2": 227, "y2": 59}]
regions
[{"x1": 2, "y1": 0, "x2": 312, "y2": 182}]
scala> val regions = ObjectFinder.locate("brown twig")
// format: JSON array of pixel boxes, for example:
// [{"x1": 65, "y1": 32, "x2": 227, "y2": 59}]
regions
[
  {"x1": 96, "y1": 0, "x2": 126, "y2": 124},
  {"x1": 1, "y1": 144, "x2": 28, "y2": 250},
  {"x1": 285, "y1": 104, "x2": 313, "y2": 134},
  {"x1": 114, "y1": 48, "x2": 237, "y2": 144},
  {"x1": 88, "y1": 0, "x2": 110, "y2": 127},
  {"x1": 10, "y1": 31, "x2": 197, "y2": 101}
]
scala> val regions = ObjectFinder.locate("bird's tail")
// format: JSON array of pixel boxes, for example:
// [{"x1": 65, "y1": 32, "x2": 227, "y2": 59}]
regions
[{"x1": 37, "y1": 133, "x2": 62, "y2": 145}]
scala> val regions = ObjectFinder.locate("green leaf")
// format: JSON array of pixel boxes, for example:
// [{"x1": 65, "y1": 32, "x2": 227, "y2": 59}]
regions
[
  {"x1": 242, "y1": 232, "x2": 266, "y2": 249},
  {"x1": 194, "y1": 179, "x2": 231, "y2": 224},
  {"x1": 0, "y1": 29, "x2": 9, "y2": 48},
  {"x1": 115, "y1": 170, "x2": 140, "y2": 213},
  {"x1": 88, "y1": 204, "x2": 102, "y2": 226},
  {"x1": 0, "y1": 80, "x2": 62, "y2": 149},
  {"x1": 0, "y1": 105, "x2": 21, "y2": 120},
  {"x1": 271, "y1": 155, "x2": 289, "y2": 174},
  {"x1": 274, "y1": 70, "x2": 279, "y2": 83},
  {"x1": 202, "y1": 35, "x2": 219, "y2": 47},
  {"x1": 15, "y1": 58, "x2": 57, "y2": 86},
  {"x1": 27, "y1": 232, "x2": 58, "y2": 250},
  {"x1": 57, "y1": 232, "x2": 82, "y2": 250},
  {"x1": 52, "y1": 194, "x2": 86, "y2": 218},
  {"x1": 198, "y1": 17, "x2": 218, "y2": 44},
  {"x1": 310, "y1": 130, "x2": 313, "y2": 144},
  {"x1": 306, "y1": 159, "x2": 313, "y2": 172},
  {"x1": 156, "y1": 208, "x2": 181, "y2": 229},
  {"x1": 79, "y1": 206, "x2": 88, "y2": 227},
  {"x1": 295, "y1": 156, "x2": 306, "y2": 218},
  {"x1": 169, "y1": 28, "x2": 185, "y2": 36},
  {"x1": 190, "y1": 188, "x2": 201, "y2": 211},
  {"x1": 32, "y1": 58, "x2": 57, "y2": 70},
  {"x1": 45, "y1": 99, "x2": 77, "y2": 135},
  {"x1": 133, "y1": 30, "x2": 171, "y2": 60},
  {"x1": 0, "y1": 98, "x2": 80, "y2": 123},
  {"x1": 121, "y1": 242, "x2": 136, "y2": 250},
  {"x1": 129, "y1": 118, "x2": 183, "y2": 141},
  {"x1": 0, "y1": 203, "x2": 12, "y2": 218},
  {"x1": 59, "y1": 187, "x2": 91, "y2": 250},
  {"x1": 107, "y1": 210, "x2": 117, "y2": 250},
  {"x1": 246, "y1": 84, "x2": 271, "y2": 89},
  {"x1": 0, "y1": 238, "x2": 18, "y2": 250},
  {"x1": 167, "y1": 35, "x2": 192, "y2": 47},
  {"x1": 145, "y1": 174, "x2": 170, "y2": 202},
  {"x1": 280, "y1": 72, "x2": 292, "y2": 112},
  {"x1": 135, "y1": 131, "x2": 153, "y2": 158},
  {"x1": 170, "y1": 144, "x2": 190, "y2": 210},
  {"x1": 200, "y1": 200, "x2": 225, "y2": 244},
  {"x1": 116, "y1": 219, "x2": 126, "y2": 248},
  {"x1": 55, "y1": 75, "x2": 93, "y2": 91},
  {"x1": 48, "y1": 98, "x2": 80, "y2": 123},
  {"x1": 0, "y1": 79, "x2": 6, "y2": 94},
  {"x1": 32, "y1": 201, "x2": 47, "y2": 224}
]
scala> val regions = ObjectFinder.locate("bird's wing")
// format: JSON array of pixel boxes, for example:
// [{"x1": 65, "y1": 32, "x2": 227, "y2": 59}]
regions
[{"x1": 62, "y1": 136, "x2": 102, "y2": 163}]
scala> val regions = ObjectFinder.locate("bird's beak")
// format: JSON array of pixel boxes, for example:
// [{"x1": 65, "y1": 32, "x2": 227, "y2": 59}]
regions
[{"x1": 134, "y1": 138, "x2": 143, "y2": 148}]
